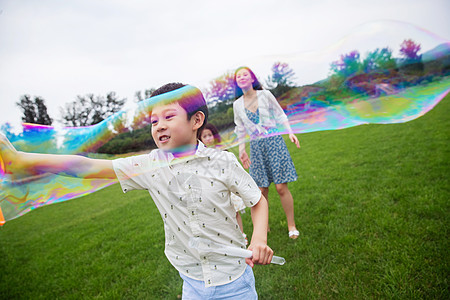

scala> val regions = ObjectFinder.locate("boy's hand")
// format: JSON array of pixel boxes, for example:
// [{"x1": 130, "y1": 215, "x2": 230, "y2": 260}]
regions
[{"x1": 245, "y1": 241, "x2": 274, "y2": 267}]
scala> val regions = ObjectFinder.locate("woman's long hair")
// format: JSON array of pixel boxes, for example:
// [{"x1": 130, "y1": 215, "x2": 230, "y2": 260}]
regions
[{"x1": 234, "y1": 66, "x2": 263, "y2": 99}]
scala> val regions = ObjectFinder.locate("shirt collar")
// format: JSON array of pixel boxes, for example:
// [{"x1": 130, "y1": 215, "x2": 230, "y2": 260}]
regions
[
  {"x1": 195, "y1": 141, "x2": 209, "y2": 157},
  {"x1": 164, "y1": 141, "x2": 209, "y2": 163}
]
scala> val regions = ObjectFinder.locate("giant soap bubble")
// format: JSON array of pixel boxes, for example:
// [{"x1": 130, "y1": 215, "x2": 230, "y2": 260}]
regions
[{"x1": 1, "y1": 20, "x2": 449, "y2": 225}]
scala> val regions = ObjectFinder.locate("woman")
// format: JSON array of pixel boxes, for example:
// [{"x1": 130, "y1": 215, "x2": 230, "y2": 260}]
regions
[{"x1": 233, "y1": 66, "x2": 300, "y2": 239}]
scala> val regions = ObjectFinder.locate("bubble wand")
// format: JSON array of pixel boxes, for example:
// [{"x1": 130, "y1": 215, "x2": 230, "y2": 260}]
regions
[{"x1": 188, "y1": 237, "x2": 286, "y2": 265}]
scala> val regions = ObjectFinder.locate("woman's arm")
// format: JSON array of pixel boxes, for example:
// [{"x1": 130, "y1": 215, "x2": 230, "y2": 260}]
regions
[
  {"x1": 233, "y1": 101, "x2": 251, "y2": 168},
  {"x1": 1, "y1": 133, "x2": 116, "y2": 179},
  {"x1": 265, "y1": 91, "x2": 300, "y2": 148},
  {"x1": 238, "y1": 143, "x2": 251, "y2": 169},
  {"x1": 283, "y1": 120, "x2": 300, "y2": 148}
]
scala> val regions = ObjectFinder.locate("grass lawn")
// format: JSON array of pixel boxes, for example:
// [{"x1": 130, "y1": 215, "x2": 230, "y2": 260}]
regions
[{"x1": 1, "y1": 93, "x2": 449, "y2": 299}]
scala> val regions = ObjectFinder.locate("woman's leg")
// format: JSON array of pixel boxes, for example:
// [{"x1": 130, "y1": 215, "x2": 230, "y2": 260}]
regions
[{"x1": 275, "y1": 183, "x2": 297, "y2": 234}]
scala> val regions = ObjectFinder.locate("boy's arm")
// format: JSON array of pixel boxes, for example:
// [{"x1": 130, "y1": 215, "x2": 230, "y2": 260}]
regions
[
  {"x1": 247, "y1": 194, "x2": 273, "y2": 267},
  {"x1": 0, "y1": 133, "x2": 116, "y2": 179}
]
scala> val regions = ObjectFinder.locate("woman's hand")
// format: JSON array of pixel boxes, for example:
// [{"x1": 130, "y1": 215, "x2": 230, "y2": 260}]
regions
[
  {"x1": 239, "y1": 150, "x2": 251, "y2": 169},
  {"x1": 289, "y1": 133, "x2": 300, "y2": 148}
]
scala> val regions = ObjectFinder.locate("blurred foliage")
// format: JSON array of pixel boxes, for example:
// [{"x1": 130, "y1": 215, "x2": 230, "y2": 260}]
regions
[
  {"x1": 97, "y1": 125, "x2": 156, "y2": 154},
  {"x1": 205, "y1": 72, "x2": 235, "y2": 104},
  {"x1": 134, "y1": 88, "x2": 156, "y2": 102},
  {"x1": 60, "y1": 92, "x2": 126, "y2": 126},
  {"x1": 400, "y1": 39, "x2": 422, "y2": 61},
  {"x1": 16, "y1": 95, "x2": 53, "y2": 125},
  {"x1": 266, "y1": 62, "x2": 297, "y2": 98},
  {"x1": 5, "y1": 39, "x2": 449, "y2": 155}
]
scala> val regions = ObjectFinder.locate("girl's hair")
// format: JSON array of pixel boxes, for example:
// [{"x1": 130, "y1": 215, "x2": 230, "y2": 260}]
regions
[
  {"x1": 200, "y1": 123, "x2": 222, "y2": 144},
  {"x1": 233, "y1": 66, "x2": 263, "y2": 99}
]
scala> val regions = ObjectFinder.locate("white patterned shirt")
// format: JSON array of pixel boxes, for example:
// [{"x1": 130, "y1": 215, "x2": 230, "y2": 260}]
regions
[{"x1": 112, "y1": 142, "x2": 261, "y2": 287}]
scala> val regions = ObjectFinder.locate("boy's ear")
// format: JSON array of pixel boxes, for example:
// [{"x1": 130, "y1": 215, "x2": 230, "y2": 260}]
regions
[{"x1": 191, "y1": 111, "x2": 205, "y2": 131}]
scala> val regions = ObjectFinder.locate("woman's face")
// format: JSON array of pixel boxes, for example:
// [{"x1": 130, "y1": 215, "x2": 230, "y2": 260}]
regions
[
  {"x1": 235, "y1": 68, "x2": 254, "y2": 90},
  {"x1": 200, "y1": 129, "x2": 215, "y2": 147}
]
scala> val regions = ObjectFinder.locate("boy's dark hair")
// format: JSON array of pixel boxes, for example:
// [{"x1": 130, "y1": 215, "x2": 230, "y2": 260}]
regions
[{"x1": 151, "y1": 82, "x2": 208, "y2": 137}]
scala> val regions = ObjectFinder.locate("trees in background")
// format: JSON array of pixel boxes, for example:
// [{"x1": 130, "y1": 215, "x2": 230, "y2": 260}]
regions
[
  {"x1": 362, "y1": 47, "x2": 396, "y2": 72},
  {"x1": 60, "y1": 92, "x2": 126, "y2": 126},
  {"x1": 16, "y1": 95, "x2": 53, "y2": 125},
  {"x1": 134, "y1": 88, "x2": 156, "y2": 102},
  {"x1": 205, "y1": 72, "x2": 235, "y2": 105},
  {"x1": 399, "y1": 39, "x2": 423, "y2": 75},
  {"x1": 330, "y1": 50, "x2": 362, "y2": 78},
  {"x1": 400, "y1": 39, "x2": 421, "y2": 62},
  {"x1": 266, "y1": 62, "x2": 297, "y2": 98},
  {"x1": 325, "y1": 39, "x2": 429, "y2": 97},
  {"x1": 330, "y1": 39, "x2": 422, "y2": 80},
  {"x1": 8, "y1": 37, "x2": 439, "y2": 154},
  {"x1": 203, "y1": 72, "x2": 236, "y2": 131}
]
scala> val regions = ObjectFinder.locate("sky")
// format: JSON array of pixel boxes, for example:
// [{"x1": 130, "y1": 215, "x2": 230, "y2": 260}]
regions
[{"x1": 1, "y1": 0, "x2": 449, "y2": 129}]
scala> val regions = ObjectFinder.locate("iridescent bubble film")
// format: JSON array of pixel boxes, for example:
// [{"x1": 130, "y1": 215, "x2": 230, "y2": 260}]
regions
[
  {"x1": 0, "y1": 86, "x2": 203, "y2": 224},
  {"x1": 1, "y1": 20, "x2": 449, "y2": 225}
]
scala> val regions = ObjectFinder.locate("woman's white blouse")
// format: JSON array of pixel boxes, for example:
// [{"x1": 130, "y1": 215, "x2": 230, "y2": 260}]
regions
[{"x1": 233, "y1": 90, "x2": 289, "y2": 141}]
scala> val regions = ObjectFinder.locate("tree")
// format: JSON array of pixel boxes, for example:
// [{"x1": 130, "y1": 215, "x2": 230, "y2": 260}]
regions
[
  {"x1": 205, "y1": 72, "x2": 235, "y2": 105},
  {"x1": 362, "y1": 47, "x2": 396, "y2": 72},
  {"x1": 266, "y1": 62, "x2": 296, "y2": 97},
  {"x1": 60, "y1": 92, "x2": 126, "y2": 126},
  {"x1": 35, "y1": 97, "x2": 53, "y2": 125},
  {"x1": 134, "y1": 88, "x2": 156, "y2": 102},
  {"x1": 400, "y1": 39, "x2": 421, "y2": 62},
  {"x1": 330, "y1": 50, "x2": 362, "y2": 78},
  {"x1": 16, "y1": 95, "x2": 53, "y2": 125}
]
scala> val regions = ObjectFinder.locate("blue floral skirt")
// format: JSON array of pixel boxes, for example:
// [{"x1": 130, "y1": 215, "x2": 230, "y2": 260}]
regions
[
  {"x1": 249, "y1": 134, "x2": 298, "y2": 187},
  {"x1": 245, "y1": 108, "x2": 298, "y2": 187}
]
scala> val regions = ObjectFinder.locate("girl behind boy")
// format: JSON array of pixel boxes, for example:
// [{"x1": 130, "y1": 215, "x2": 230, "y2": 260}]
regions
[{"x1": 200, "y1": 123, "x2": 248, "y2": 244}]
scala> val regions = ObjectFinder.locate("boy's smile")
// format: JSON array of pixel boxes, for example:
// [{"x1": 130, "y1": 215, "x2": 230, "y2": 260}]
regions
[{"x1": 150, "y1": 102, "x2": 199, "y2": 154}]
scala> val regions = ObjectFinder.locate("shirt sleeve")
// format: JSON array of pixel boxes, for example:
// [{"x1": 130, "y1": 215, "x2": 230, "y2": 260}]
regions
[
  {"x1": 112, "y1": 155, "x2": 150, "y2": 193},
  {"x1": 233, "y1": 100, "x2": 247, "y2": 141},
  {"x1": 225, "y1": 152, "x2": 261, "y2": 207},
  {"x1": 265, "y1": 90, "x2": 288, "y2": 123}
]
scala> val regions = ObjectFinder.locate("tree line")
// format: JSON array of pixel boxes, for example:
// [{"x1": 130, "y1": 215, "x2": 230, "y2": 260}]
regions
[
  {"x1": 9, "y1": 37, "x2": 447, "y2": 154},
  {"x1": 9, "y1": 62, "x2": 297, "y2": 154}
]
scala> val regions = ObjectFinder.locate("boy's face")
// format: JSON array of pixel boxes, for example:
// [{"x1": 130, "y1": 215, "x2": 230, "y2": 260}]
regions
[{"x1": 150, "y1": 102, "x2": 200, "y2": 152}]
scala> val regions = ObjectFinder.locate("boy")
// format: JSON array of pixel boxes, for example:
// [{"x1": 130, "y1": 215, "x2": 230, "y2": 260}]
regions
[{"x1": 0, "y1": 83, "x2": 273, "y2": 299}]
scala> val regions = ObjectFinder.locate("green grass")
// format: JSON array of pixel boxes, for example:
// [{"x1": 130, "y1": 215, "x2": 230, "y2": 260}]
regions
[{"x1": 1, "y1": 94, "x2": 449, "y2": 299}]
